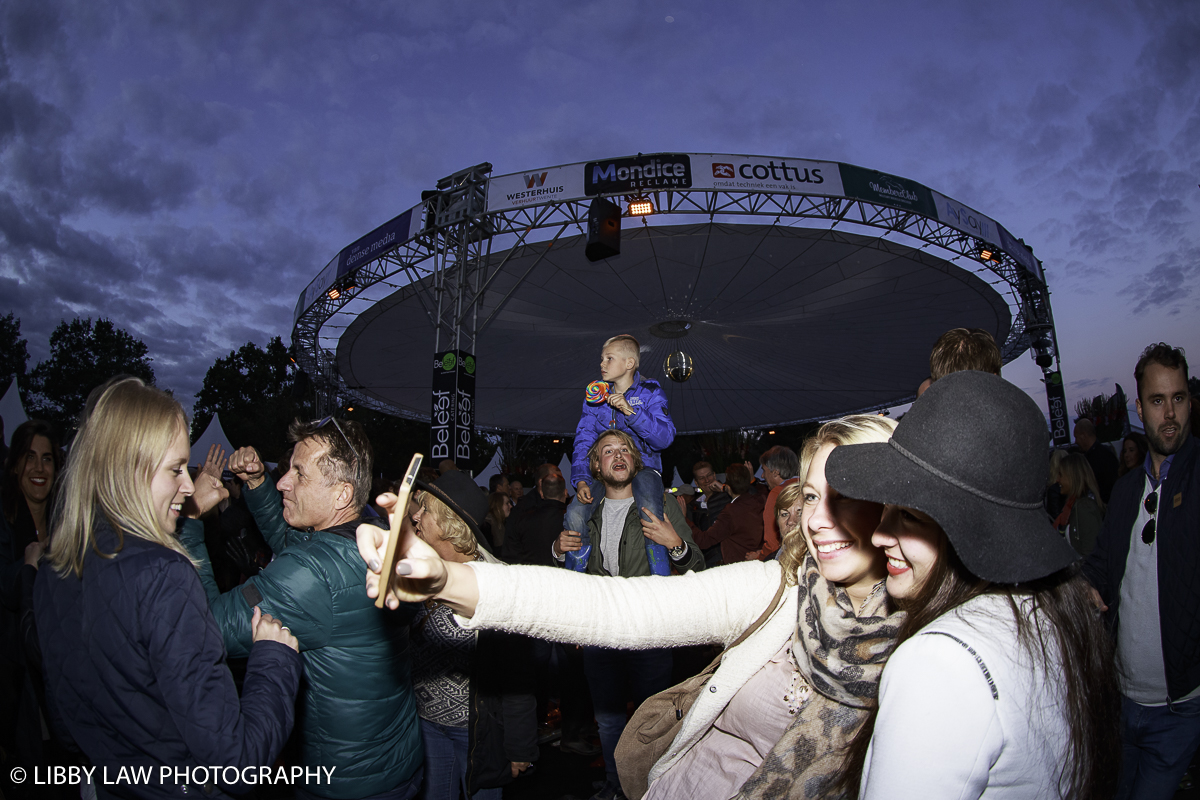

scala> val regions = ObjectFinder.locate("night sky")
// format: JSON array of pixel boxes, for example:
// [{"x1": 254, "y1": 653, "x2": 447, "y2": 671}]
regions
[{"x1": 2, "y1": 1, "x2": 1197, "y2": 429}]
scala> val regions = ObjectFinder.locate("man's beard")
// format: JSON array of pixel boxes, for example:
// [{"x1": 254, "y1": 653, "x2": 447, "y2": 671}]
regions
[
  {"x1": 1147, "y1": 414, "x2": 1192, "y2": 458},
  {"x1": 600, "y1": 466, "x2": 634, "y2": 490}
]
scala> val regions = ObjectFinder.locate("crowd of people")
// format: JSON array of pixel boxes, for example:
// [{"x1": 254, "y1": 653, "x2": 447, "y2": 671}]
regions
[{"x1": 0, "y1": 328, "x2": 1197, "y2": 800}]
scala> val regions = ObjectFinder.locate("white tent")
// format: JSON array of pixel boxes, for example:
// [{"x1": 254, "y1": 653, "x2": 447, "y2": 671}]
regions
[
  {"x1": 1, "y1": 382, "x2": 28, "y2": 446},
  {"x1": 190, "y1": 413, "x2": 236, "y2": 466},
  {"x1": 557, "y1": 451, "x2": 572, "y2": 482},
  {"x1": 475, "y1": 447, "x2": 504, "y2": 489},
  {"x1": 669, "y1": 467, "x2": 688, "y2": 490}
]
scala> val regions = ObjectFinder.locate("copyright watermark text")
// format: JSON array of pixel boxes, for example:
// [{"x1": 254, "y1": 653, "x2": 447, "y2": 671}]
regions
[{"x1": 13, "y1": 765, "x2": 336, "y2": 787}]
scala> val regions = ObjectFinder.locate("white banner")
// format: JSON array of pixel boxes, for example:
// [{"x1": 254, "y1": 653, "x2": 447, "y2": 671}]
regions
[
  {"x1": 689, "y1": 153, "x2": 843, "y2": 197},
  {"x1": 930, "y1": 191, "x2": 1002, "y2": 247},
  {"x1": 486, "y1": 164, "x2": 586, "y2": 212}
]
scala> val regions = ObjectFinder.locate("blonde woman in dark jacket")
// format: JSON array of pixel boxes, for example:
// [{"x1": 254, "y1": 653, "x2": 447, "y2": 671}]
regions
[{"x1": 34, "y1": 378, "x2": 300, "y2": 800}]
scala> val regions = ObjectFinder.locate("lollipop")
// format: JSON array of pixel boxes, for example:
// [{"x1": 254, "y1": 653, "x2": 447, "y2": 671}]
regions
[{"x1": 585, "y1": 380, "x2": 611, "y2": 405}]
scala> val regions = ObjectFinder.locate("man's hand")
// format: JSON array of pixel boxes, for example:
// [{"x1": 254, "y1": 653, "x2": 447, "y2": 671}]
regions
[
  {"x1": 576, "y1": 481, "x2": 593, "y2": 504},
  {"x1": 744, "y1": 551, "x2": 762, "y2": 561},
  {"x1": 607, "y1": 392, "x2": 634, "y2": 416},
  {"x1": 641, "y1": 509, "x2": 683, "y2": 550},
  {"x1": 24, "y1": 541, "x2": 45, "y2": 568},
  {"x1": 251, "y1": 606, "x2": 299, "y2": 652},
  {"x1": 229, "y1": 446, "x2": 267, "y2": 490},
  {"x1": 510, "y1": 761, "x2": 530, "y2": 778},
  {"x1": 555, "y1": 530, "x2": 582, "y2": 556}
]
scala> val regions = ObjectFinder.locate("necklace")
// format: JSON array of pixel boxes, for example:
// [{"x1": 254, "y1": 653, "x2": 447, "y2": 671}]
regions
[{"x1": 783, "y1": 647, "x2": 811, "y2": 715}]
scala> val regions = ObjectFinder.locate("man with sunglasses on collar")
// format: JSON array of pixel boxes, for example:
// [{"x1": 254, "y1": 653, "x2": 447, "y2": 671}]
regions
[
  {"x1": 1084, "y1": 343, "x2": 1200, "y2": 800},
  {"x1": 194, "y1": 417, "x2": 423, "y2": 800}
]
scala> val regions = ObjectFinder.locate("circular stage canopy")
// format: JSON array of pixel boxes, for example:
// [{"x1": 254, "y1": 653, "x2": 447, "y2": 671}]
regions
[{"x1": 336, "y1": 222, "x2": 1010, "y2": 434}]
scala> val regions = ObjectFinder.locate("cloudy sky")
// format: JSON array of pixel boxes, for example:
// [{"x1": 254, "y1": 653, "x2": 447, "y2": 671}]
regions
[{"x1": 1, "y1": 0, "x2": 1196, "y2": 430}]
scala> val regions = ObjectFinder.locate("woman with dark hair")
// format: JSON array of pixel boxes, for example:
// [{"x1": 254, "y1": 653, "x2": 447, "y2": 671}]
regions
[
  {"x1": 826, "y1": 371, "x2": 1120, "y2": 798},
  {"x1": 1, "y1": 420, "x2": 62, "y2": 608},
  {"x1": 359, "y1": 414, "x2": 904, "y2": 800},
  {"x1": 0, "y1": 420, "x2": 63, "y2": 779},
  {"x1": 1117, "y1": 432, "x2": 1149, "y2": 479},
  {"x1": 33, "y1": 377, "x2": 303, "y2": 799},
  {"x1": 1053, "y1": 452, "x2": 1105, "y2": 556},
  {"x1": 480, "y1": 490, "x2": 513, "y2": 552}
]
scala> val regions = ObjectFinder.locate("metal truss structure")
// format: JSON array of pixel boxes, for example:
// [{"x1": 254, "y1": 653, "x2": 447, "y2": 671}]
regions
[{"x1": 293, "y1": 183, "x2": 1059, "y2": 424}]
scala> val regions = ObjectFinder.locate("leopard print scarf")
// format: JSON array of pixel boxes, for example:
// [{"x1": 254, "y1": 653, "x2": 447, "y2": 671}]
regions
[{"x1": 735, "y1": 555, "x2": 904, "y2": 800}]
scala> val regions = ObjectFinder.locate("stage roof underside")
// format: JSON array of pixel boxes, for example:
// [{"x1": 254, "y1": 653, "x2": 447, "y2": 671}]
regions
[{"x1": 337, "y1": 223, "x2": 1013, "y2": 434}]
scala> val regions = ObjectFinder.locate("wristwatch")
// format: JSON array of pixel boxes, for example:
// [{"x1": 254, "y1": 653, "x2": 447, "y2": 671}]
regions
[{"x1": 668, "y1": 543, "x2": 688, "y2": 560}]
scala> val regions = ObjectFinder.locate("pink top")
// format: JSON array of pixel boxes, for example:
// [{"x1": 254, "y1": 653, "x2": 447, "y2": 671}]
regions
[{"x1": 645, "y1": 638, "x2": 805, "y2": 800}]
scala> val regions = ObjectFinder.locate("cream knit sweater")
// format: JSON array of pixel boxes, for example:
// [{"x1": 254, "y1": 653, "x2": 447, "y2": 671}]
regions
[{"x1": 460, "y1": 560, "x2": 796, "y2": 784}]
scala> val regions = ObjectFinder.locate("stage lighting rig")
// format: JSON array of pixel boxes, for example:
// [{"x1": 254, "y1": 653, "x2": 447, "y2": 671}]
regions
[{"x1": 627, "y1": 195, "x2": 654, "y2": 216}]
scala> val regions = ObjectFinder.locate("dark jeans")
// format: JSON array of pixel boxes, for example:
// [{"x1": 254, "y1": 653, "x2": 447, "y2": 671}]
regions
[
  {"x1": 1115, "y1": 693, "x2": 1200, "y2": 800},
  {"x1": 418, "y1": 719, "x2": 501, "y2": 800},
  {"x1": 581, "y1": 646, "x2": 673, "y2": 783}
]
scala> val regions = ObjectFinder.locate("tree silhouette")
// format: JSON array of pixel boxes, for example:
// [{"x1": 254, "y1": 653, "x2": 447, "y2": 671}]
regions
[
  {"x1": 0, "y1": 312, "x2": 29, "y2": 397},
  {"x1": 23, "y1": 318, "x2": 155, "y2": 433}
]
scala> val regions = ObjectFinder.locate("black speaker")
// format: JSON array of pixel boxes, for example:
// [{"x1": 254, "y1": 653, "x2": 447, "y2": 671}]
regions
[{"x1": 585, "y1": 197, "x2": 621, "y2": 262}]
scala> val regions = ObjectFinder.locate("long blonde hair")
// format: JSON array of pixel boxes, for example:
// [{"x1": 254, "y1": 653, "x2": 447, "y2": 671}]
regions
[
  {"x1": 48, "y1": 377, "x2": 196, "y2": 577},
  {"x1": 778, "y1": 414, "x2": 898, "y2": 584}
]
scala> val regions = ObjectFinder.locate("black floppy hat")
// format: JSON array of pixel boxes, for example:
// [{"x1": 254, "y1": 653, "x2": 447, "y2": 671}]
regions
[
  {"x1": 826, "y1": 370, "x2": 1078, "y2": 584},
  {"x1": 415, "y1": 470, "x2": 488, "y2": 542}
]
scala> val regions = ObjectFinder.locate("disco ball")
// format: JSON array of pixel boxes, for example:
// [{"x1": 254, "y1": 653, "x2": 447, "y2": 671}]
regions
[{"x1": 664, "y1": 350, "x2": 694, "y2": 383}]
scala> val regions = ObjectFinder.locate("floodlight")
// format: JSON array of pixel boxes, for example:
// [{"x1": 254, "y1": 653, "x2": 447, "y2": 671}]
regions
[{"x1": 628, "y1": 196, "x2": 654, "y2": 216}]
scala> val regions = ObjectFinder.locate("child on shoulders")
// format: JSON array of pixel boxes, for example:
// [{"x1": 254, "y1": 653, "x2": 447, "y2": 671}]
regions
[{"x1": 565, "y1": 334, "x2": 676, "y2": 574}]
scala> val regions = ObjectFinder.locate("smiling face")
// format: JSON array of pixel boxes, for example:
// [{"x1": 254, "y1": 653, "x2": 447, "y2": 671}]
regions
[
  {"x1": 18, "y1": 435, "x2": 56, "y2": 505},
  {"x1": 871, "y1": 504, "x2": 945, "y2": 600},
  {"x1": 1136, "y1": 363, "x2": 1191, "y2": 459},
  {"x1": 799, "y1": 443, "x2": 887, "y2": 602},
  {"x1": 149, "y1": 426, "x2": 193, "y2": 535},
  {"x1": 276, "y1": 438, "x2": 348, "y2": 530}
]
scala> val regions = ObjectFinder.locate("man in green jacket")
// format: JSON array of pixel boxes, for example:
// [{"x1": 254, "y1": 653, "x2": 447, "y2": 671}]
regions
[
  {"x1": 206, "y1": 419, "x2": 422, "y2": 800},
  {"x1": 552, "y1": 429, "x2": 703, "y2": 800}
]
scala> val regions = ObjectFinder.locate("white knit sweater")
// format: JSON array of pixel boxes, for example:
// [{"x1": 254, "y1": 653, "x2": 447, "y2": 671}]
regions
[{"x1": 460, "y1": 560, "x2": 796, "y2": 783}]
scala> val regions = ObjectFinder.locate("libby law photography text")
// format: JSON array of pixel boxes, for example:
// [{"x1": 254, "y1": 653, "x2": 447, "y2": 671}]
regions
[{"x1": 19, "y1": 765, "x2": 337, "y2": 787}]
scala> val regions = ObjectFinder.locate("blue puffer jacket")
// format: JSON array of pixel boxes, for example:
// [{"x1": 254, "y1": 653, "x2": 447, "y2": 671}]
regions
[
  {"x1": 570, "y1": 374, "x2": 676, "y2": 488},
  {"x1": 34, "y1": 517, "x2": 302, "y2": 799}
]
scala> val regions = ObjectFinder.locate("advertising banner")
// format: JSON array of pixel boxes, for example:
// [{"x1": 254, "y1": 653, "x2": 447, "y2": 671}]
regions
[
  {"x1": 430, "y1": 350, "x2": 477, "y2": 465},
  {"x1": 295, "y1": 255, "x2": 339, "y2": 324},
  {"x1": 584, "y1": 153, "x2": 693, "y2": 195},
  {"x1": 1045, "y1": 371, "x2": 1070, "y2": 447},
  {"x1": 338, "y1": 207, "x2": 416, "y2": 279},
  {"x1": 838, "y1": 164, "x2": 937, "y2": 217},
  {"x1": 930, "y1": 191, "x2": 1002, "y2": 247},
  {"x1": 690, "y1": 154, "x2": 843, "y2": 197},
  {"x1": 487, "y1": 165, "x2": 586, "y2": 213},
  {"x1": 998, "y1": 224, "x2": 1043, "y2": 280}
]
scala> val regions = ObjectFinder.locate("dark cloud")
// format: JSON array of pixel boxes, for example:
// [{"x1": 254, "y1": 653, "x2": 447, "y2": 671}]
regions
[
  {"x1": 122, "y1": 79, "x2": 243, "y2": 146},
  {"x1": 1124, "y1": 244, "x2": 1200, "y2": 313}
]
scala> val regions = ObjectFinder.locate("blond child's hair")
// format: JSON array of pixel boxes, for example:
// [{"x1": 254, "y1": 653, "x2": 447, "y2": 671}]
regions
[{"x1": 603, "y1": 334, "x2": 641, "y2": 370}]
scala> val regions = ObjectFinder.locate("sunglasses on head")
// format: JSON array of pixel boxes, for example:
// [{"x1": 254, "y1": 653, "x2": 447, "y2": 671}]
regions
[{"x1": 316, "y1": 416, "x2": 360, "y2": 463}]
